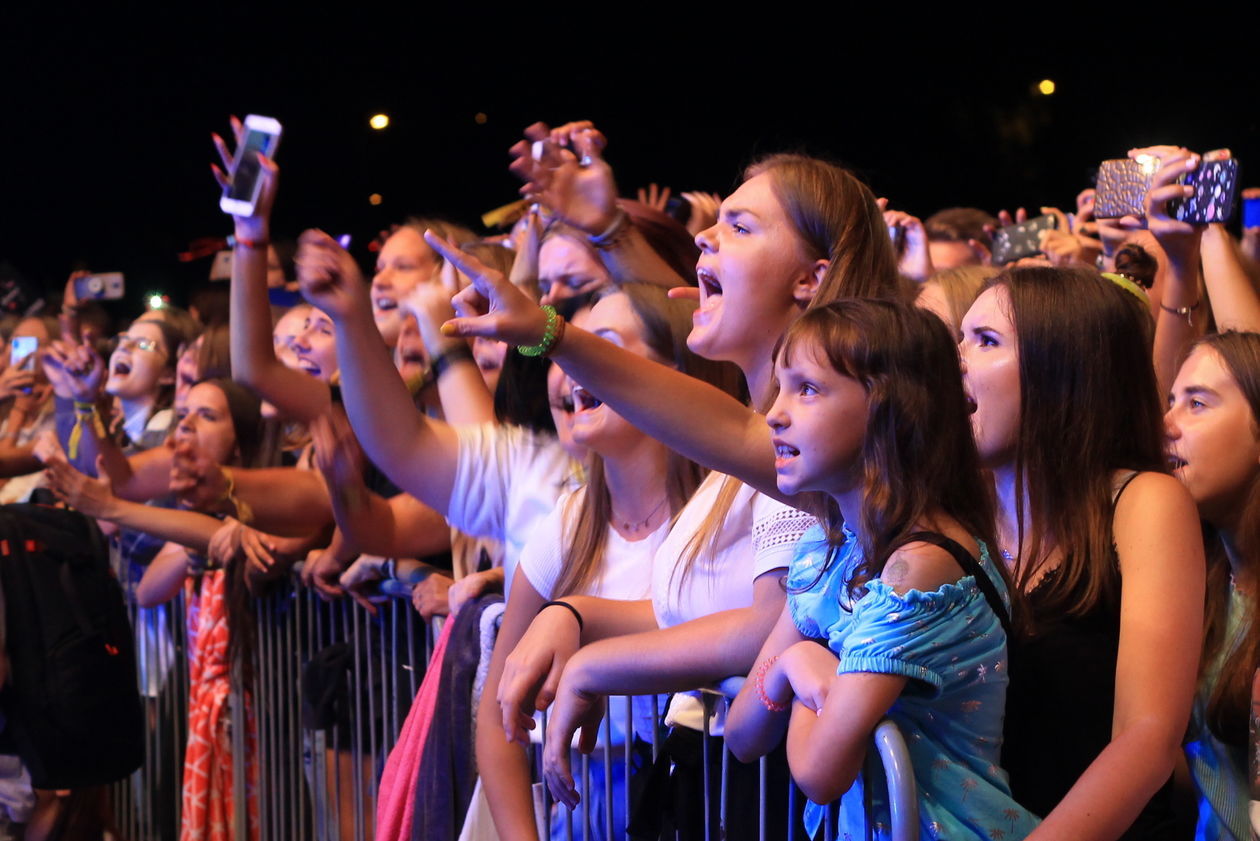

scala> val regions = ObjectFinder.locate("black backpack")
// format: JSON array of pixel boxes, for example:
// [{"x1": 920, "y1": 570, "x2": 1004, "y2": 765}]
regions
[{"x1": 0, "y1": 503, "x2": 144, "y2": 789}]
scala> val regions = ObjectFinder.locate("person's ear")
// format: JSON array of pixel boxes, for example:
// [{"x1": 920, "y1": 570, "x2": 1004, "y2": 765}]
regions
[{"x1": 794, "y1": 260, "x2": 828, "y2": 305}]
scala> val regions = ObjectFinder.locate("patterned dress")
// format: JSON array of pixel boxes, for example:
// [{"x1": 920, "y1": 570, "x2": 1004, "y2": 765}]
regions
[
  {"x1": 786, "y1": 525, "x2": 1039, "y2": 841},
  {"x1": 180, "y1": 569, "x2": 258, "y2": 841}
]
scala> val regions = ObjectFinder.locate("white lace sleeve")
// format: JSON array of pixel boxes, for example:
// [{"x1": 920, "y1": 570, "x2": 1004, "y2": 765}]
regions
[{"x1": 750, "y1": 495, "x2": 816, "y2": 577}]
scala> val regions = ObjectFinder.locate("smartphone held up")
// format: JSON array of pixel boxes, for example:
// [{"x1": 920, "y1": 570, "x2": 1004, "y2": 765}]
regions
[{"x1": 220, "y1": 115, "x2": 282, "y2": 217}]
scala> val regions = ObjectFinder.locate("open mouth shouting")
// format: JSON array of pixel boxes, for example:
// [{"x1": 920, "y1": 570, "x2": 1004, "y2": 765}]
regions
[{"x1": 572, "y1": 385, "x2": 603, "y2": 414}]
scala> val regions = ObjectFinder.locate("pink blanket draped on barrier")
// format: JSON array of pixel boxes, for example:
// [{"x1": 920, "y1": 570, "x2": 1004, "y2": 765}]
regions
[{"x1": 376, "y1": 615, "x2": 456, "y2": 840}]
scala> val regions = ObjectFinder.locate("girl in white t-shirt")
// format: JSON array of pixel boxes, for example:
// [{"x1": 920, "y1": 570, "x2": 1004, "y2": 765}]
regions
[{"x1": 477, "y1": 283, "x2": 743, "y2": 841}]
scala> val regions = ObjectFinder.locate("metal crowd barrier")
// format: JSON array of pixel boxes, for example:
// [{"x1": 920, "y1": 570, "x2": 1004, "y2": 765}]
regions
[{"x1": 110, "y1": 572, "x2": 915, "y2": 841}]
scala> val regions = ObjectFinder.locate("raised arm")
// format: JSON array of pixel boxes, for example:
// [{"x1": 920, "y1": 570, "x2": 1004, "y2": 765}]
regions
[
  {"x1": 297, "y1": 229, "x2": 460, "y2": 514},
  {"x1": 1139, "y1": 147, "x2": 1208, "y2": 398},
  {"x1": 309, "y1": 410, "x2": 450, "y2": 558},
  {"x1": 511, "y1": 121, "x2": 691, "y2": 290},
  {"x1": 171, "y1": 461, "x2": 333, "y2": 538},
  {"x1": 212, "y1": 123, "x2": 331, "y2": 423},
  {"x1": 402, "y1": 276, "x2": 495, "y2": 426},
  {"x1": 429, "y1": 232, "x2": 785, "y2": 501},
  {"x1": 1200, "y1": 223, "x2": 1260, "y2": 331}
]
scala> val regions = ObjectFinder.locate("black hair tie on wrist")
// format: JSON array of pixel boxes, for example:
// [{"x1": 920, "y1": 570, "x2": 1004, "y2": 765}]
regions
[{"x1": 539, "y1": 600, "x2": 584, "y2": 633}]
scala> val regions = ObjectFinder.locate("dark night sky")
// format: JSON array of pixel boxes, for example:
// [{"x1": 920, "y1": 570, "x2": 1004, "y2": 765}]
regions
[{"x1": 4, "y1": 9, "x2": 1259, "y2": 316}]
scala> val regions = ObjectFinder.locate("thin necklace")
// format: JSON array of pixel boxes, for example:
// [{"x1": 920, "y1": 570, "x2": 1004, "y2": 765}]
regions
[{"x1": 612, "y1": 495, "x2": 669, "y2": 534}]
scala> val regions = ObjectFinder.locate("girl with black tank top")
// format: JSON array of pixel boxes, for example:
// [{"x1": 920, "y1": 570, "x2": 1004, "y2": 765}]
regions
[{"x1": 959, "y1": 267, "x2": 1205, "y2": 840}]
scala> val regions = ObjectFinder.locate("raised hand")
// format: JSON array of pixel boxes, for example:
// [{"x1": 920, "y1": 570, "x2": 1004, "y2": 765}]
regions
[
  {"x1": 680, "y1": 191, "x2": 721, "y2": 238},
  {"x1": 42, "y1": 341, "x2": 104, "y2": 402},
  {"x1": 296, "y1": 229, "x2": 371, "y2": 321},
  {"x1": 882, "y1": 206, "x2": 933, "y2": 282},
  {"x1": 1134, "y1": 146, "x2": 1203, "y2": 268},
  {"x1": 508, "y1": 121, "x2": 619, "y2": 235},
  {"x1": 211, "y1": 116, "x2": 278, "y2": 242},
  {"x1": 425, "y1": 231, "x2": 549, "y2": 346},
  {"x1": 636, "y1": 183, "x2": 671, "y2": 213},
  {"x1": 0, "y1": 361, "x2": 35, "y2": 401},
  {"x1": 45, "y1": 453, "x2": 118, "y2": 519}
]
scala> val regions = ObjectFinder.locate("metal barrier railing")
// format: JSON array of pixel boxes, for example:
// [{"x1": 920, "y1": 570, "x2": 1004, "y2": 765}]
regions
[{"x1": 111, "y1": 571, "x2": 915, "y2": 841}]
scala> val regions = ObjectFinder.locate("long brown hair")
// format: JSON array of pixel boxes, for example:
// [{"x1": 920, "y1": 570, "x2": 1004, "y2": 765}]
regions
[
  {"x1": 998, "y1": 267, "x2": 1164, "y2": 617},
  {"x1": 1193, "y1": 331, "x2": 1260, "y2": 744},
  {"x1": 743, "y1": 154, "x2": 903, "y2": 304},
  {"x1": 552, "y1": 284, "x2": 743, "y2": 597},
  {"x1": 778, "y1": 300, "x2": 1001, "y2": 602},
  {"x1": 672, "y1": 155, "x2": 905, "y2": 592}
]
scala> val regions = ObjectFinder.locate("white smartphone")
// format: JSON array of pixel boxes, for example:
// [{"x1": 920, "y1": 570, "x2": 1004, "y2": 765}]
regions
[
  {"x1": 9, "y1": 336, "x2": 37, "y2": 370},
  {"x1": 219, "y1": 114, "x2": 282, "y2": 217}
]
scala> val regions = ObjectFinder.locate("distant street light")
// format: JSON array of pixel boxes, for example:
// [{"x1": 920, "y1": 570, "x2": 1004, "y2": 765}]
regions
[{"x1": 370, "y1": 114, "x2": 390, "y2": 130}]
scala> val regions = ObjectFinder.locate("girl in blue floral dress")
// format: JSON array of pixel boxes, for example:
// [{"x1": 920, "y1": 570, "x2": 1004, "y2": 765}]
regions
[{"x1": 726, "y1": 299, "x2": 1039, "y2": 841}]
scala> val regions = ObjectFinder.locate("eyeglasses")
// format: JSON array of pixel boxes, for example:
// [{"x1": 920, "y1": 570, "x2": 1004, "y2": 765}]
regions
[{"x1": 115, "y1": 333, "x2": 162, "y2": 353}]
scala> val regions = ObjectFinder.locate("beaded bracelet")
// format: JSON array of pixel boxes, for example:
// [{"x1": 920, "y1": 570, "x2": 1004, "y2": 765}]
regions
[
  {"x1": 755, "y1": 655, "x2": 789, "y2": 713},
  {"x1": 517, "y1": 305, "x2": 566, "y2": 357}
]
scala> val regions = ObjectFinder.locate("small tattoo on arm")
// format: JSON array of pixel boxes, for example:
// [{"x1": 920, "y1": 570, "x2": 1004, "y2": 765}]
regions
[{"x1": 883, "y1": 558, "x2": 909, "y2": 586}]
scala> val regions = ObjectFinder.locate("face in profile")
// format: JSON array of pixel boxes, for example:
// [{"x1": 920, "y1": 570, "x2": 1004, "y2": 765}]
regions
[
  {"x1": 959, "y1": 285, "x2": 1021, "y2": 469},
  {"x1": 766, "y1": 339, "x2": 868, "y2": 497},
  {"x1": 1165, "y1": 344, "x2": 1260, "y2": 526},
  {"x1": 691, "y1": 171, "x2": 820, "y2": 369}
]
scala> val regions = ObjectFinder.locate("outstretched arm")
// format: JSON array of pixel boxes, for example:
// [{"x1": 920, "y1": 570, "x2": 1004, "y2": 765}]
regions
[
  {"x1": 511, "y1": 121, "x2": 691, "y2": 290},
  {"x1": 429, "y1": 232, "x2": 786, "y2": 502},
  {"x1": 46, "y1": 453, "x2": 222, "y2": 554},
  {"x1": 297, "y1": 229, "x2": 461, "y2": 515},
  {"x1": 212, "y1": 122, "x2": 331, "y2": 422},
  {"x1": 309, "y1": 410, "x2": 450, "y2": 558}
]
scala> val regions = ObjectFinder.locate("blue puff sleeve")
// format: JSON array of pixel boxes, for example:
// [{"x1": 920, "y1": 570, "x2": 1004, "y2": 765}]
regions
[{"x1": 834, "y1": 577, "x2": 997, "y2": 695}]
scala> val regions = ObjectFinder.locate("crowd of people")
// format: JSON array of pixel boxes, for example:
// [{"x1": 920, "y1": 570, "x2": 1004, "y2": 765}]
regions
[{"x1": 0, "y1": 118, "x2": 1254, "y2": 841}]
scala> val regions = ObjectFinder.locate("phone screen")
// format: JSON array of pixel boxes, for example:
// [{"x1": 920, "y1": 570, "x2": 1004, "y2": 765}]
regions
[
  {"x1": 1244, "y1": 197, "x2": 1260, "y2": 229},
  {"x1": 227, "y1": 128, "x2": 278, "y2": 202},
  {"x1": 10, "y1": 336, "x2": 38, "y2": 369}
]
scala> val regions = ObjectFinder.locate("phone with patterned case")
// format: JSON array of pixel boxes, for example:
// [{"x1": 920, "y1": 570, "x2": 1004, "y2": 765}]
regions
[
  {"x1": 991, "y1": 214, "x2": 1057, "y2": 265},
  {"x1": 1169, "y1": 158, "x2": 1240, "y2": 224}
]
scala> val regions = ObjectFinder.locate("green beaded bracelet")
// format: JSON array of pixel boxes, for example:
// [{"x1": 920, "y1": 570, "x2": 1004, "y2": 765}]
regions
[{"x1": 517, "y1": 305, "x2": 565, "y2": 357}]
